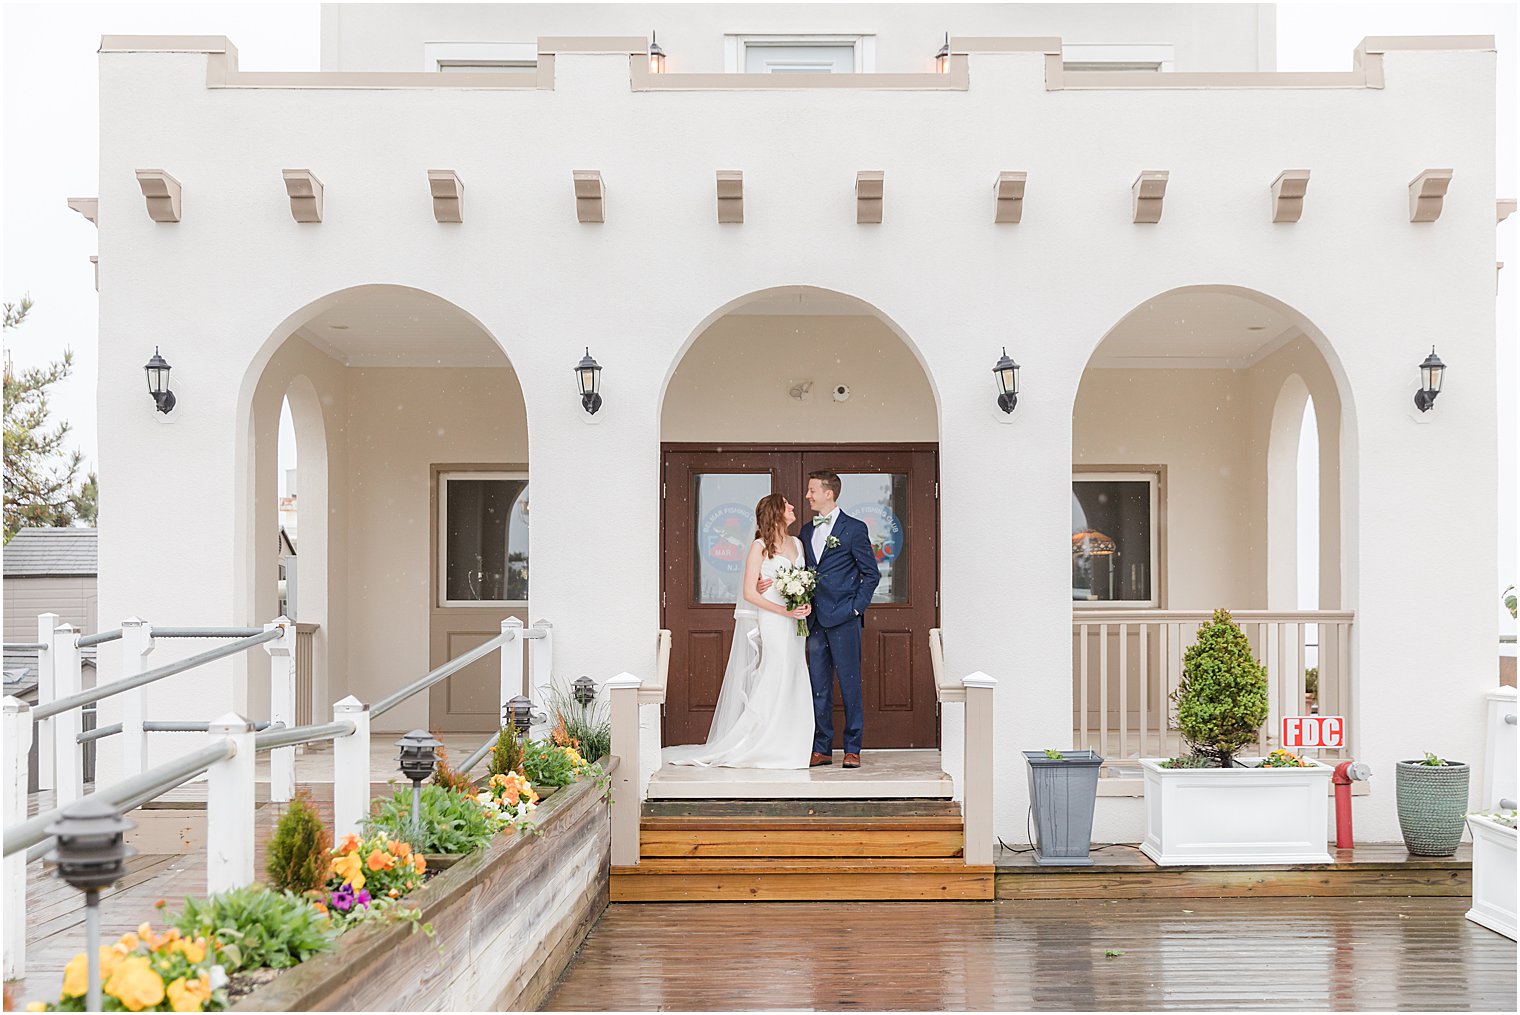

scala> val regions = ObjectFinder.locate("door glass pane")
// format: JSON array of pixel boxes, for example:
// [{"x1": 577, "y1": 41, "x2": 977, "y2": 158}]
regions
[
  {"x1": 837, "y1": 473, "x2": 909, "y2": 604},
  {"x1": 444, "y1": 478, "x2": 529, "y2": 603},
  {"x1": 694, "y1": 473, "x2": 771, "y2": 604},
  {"x1": 1072, "y1": 479, "x2": 1151, "y2": 602}
]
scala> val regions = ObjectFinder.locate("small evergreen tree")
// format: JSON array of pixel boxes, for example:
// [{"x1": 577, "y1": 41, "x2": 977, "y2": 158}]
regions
[
  {"x1": 487, "y1": 724, "x2": 525, "y2": 777},
  {"x1": 265, "y1": 790, "x2": 330, "y2": 893},
  {"x1": 1171, "y1": 609, "x2": 1270, "y2": 769}
]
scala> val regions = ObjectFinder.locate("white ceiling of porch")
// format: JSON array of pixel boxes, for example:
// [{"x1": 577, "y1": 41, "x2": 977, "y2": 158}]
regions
[
  {"x1": 1087, "y1": 291, "x2": 1301, "y2": 369},
  {"x1": 295, "y1": 288, "x2": 512, "y2": 368}
]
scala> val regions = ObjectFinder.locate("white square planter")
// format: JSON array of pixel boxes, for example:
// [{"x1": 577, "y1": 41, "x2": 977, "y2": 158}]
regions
[
  {"x1": 1466, "y1": 814, "x2": 1517, "y2": 940},
  {"x1": 1139, "y1": 757, "x2": 1333, "y2": 866}
]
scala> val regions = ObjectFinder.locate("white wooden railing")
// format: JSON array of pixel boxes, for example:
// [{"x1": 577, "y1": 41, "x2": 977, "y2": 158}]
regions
[
  {"x1": 607, "y1": 629, "x2": 672, "y2": 867},
  {"x1": 1072, "y1": 609, "x2": 1354, "y2": 768},
  {"x1": 928, "y1": 628, "x2": 996, "y2": 866}
]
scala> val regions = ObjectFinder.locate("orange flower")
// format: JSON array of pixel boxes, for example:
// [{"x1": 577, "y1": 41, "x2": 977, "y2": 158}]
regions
[
  {"x1": 153, "y1": 898, "x2": 167, "y2": 909},
  {"x1": 366, "y1": 848, "x2": 397, "y2": 872},
  {"x1": 103, "y1": 954, "x2": 165, "y2": 1011},
  {"x1": 387, "y1": 839, "x2": 412, "y2": 860},
  {"x1": 172, "y1": 937, "x2": 207, "y2": 965},
  {"x1": 312, "y1": 900, "x2": 328, "y2": 915},
  {"x1": 388, "y1": 888, "x2": 399, "y2": 898},
  {"x1": 336, "y1": 833, "x2": 361, "y2": 854},
  {"x1": 412, "y1": 853, "x2": 426, "y2": 875}
]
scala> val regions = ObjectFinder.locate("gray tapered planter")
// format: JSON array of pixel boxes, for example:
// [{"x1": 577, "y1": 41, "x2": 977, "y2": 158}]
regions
[
  {"x1": 1023, "y1": 750, "x2": 1103, "y2": 866},
  {"x1": 1396, "y1": 759, "x2": 1470, "y2": 856}
]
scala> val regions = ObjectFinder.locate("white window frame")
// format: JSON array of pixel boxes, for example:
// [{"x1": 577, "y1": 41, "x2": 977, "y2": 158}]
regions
[
  {"x1": 1062, "y1": 44, "x2": 1175, "y2": 73},
  {"x1": 438, "y1": 470, "x2": 530, "y2": 608},
  {"x1": 724, "y1": 34, "x2": 877, "y2": 74},
  {"x1": 423, "y1": 42, "x2": 537, "y2": 72},
  {"x1": 1071, "y1": 471, "x2": 1160, "y2": 609}
]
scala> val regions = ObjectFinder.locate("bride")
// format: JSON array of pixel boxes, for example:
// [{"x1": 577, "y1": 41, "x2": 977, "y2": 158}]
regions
[{"x1": 664, "y1": 493, "x2": 815, "y2": 769}]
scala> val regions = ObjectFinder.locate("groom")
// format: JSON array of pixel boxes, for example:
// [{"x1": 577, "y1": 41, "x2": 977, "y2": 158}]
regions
[{"x1": 799, "y1": 470, "x2": 880, "y2": 769}]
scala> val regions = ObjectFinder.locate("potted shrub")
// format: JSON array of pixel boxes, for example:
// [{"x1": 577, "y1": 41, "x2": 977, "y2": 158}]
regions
[
  {"x1": 1466, "y1": 808, "x2": 1517, "y2": 940},
  {"x1": 1139, "y1": 609, "x2": 1333, "y2": 866},
  {"x1": 1022, "y1": 748, "x2": 1103, "y2": 865},
  {"x1": 1395, "y1": 751, "x2": 1470, "y2": 856}
]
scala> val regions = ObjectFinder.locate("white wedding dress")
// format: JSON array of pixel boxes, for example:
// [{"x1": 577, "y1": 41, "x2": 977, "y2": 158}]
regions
[{"x1": 663, "y1": 538, "x2": 814, "y2": 769}]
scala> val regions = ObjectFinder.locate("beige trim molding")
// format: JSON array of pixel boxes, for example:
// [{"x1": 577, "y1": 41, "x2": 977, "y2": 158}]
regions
[
  {"x1": 89, "y1": 256, "x2": 98, "y2": 292},
  {"x1": 428, "y1": 170, "x2": 464, "y2": 223},
  {"x1": 281, "y1": 169, "x2": 323, "y2": 223},
  {"x1": 1409, "y1": 168, "x2": 1453, "y2": 223},
  {"x1": 716, "y1": 170, "x2": 743, "y2": 225},
  {"x1": 1132, "y1": 171, "x2": 1168, "y2": 224},
  {"x1": 994, "y1": 172, "x2": 1026, "y2": 224},
  {"x1": 1271, "y1": 170, "x2": 1311, "y2": 224},
  {"x1": 574, "y1": 170, "x2": 604, "y2": 223},
  {"x1": 631, "y1": 53, "x2": 968, "y2": 91},
  {"x1": 856, "y1": 171, "x2": 884, "y2": 224},
  {"x1": 1498, "y1": 199, "x2": 1516, "y2": 225},
  {"x1": 66, "y1": 197, "x2": 99, "y2": 226},
  {"x1": 135, "y1": 169, "x2": 181, "y2": 223}
]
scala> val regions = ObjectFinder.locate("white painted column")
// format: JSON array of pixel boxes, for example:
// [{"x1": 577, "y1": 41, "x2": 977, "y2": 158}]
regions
[
  {"x1": 34, "y1": 612, "x2": 59, "y2": 791},
  {"x1": 52, "y1": 624, "x2": 82, "y2": 807},
  {"x1": 606, "y1": 672, "x2": 641, "y2": 867},
  {"x1": 332, "y1": 696, "x2": 370, "y2": 841},
  {"x1": 118, "y1": 618, "x2": 154, "y2": 779},
  {"x1": 4, "y1": 696, "x2": 34, "y2": 978},
  {"x1": 528, "y1": 620, "x2": 555, "y2": 710},
  {"x1": 205, "y1": 713, "x2": 256, "y2": 893},
  {"x1": 499, "y1": 617, "x2": 524, "y2": 718},
  {"x1": 263, "y1": 618, "x2": 297, "y2": 803},
  {"x1": 961, "y1": 673, "x2": 997, "y2": 866}
]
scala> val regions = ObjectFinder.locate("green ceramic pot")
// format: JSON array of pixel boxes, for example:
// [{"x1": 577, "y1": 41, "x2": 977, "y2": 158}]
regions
[{"x1": 1395, "y1": 760, "x2": 1470, "y2": 856}]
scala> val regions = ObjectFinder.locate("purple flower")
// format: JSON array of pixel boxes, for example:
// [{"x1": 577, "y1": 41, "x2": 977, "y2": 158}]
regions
[{"x1": 330, "y1": 883, "x2": 368, "y2": 913}]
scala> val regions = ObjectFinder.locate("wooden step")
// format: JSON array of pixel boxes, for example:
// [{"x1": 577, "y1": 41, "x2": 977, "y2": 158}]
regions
[
  {"x1": 641, "y1": 823, "x2": 964, "y2": 858},
  {"x1": 611, "y1": 857, "x2": 995, "y2": 902},
  {"x1": 640, "y1": 797, "x2": 963, "y2": 819}
]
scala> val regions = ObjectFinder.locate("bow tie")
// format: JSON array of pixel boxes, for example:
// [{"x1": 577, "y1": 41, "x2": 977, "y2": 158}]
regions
[{"x1": 813, "y1": 516, "x2": 832, "y2": 527}]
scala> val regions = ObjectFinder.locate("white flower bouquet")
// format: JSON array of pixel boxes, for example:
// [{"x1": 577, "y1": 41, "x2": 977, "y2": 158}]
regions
[{"x1": 775, "y1": 564, "x2": 819, "y2": 636}]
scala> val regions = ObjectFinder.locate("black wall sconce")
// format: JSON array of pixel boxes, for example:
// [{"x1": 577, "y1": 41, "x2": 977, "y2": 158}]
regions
[
  {"x1": 994, "y1": 348, "x2": 1020, "y2": 414},
  {"x1": 935, "y1": 33, "x2": 951, "y2": 74},
  {"x1": 144, "y1": 347, "x2": 176, "y2": 413},
  {"x1": 575, "y1": 348, "x2": 603, "y2": 415},
  {"x1": 648, "y1": 31, "x2": 667, "y2": 74},
  {"x1": 1414, "y1": 347, "x2": 1445, "y2": 412}
]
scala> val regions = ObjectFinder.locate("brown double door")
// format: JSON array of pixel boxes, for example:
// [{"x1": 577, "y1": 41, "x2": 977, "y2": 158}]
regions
[{"x1": 661, "y1": 444, "x2": 939, "y2": 749}]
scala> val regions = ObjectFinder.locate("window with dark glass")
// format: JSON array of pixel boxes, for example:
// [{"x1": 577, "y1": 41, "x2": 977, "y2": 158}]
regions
[
  {"x1": 443, "y1": 476, "x2": 529, "y2": 603},
  {"x1": 1072, "y1": 477, "x2": 1153, "y2": 604}
]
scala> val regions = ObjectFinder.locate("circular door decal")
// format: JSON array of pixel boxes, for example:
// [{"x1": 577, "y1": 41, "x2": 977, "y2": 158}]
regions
[
  {"x1": 847, "y1": 503, "x2": 904, "y2": 565},
  {"x1": 699, "y1": 503, "x2": 754, "y2": 573}
]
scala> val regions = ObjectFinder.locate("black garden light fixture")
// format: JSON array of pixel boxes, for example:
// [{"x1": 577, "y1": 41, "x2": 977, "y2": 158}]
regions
[
  {"x1": 396, "y1": 729, "x2": 442, "y2": 832},
  {"x1": 575, "y1": 348, "x2": 603, "y2": 415},
  {"x1": 935, "y1": 33, "x2": 952, "y2": 74},
  {"x1": 648, "y1": 32, "x2": 667, "y2": 74},
  {"x1": 572, "y1": 674, "x2": 598, "y2": 708},
  {"x1": 144, "y1": 347, "x2": 176, "y2": 414},
  {"x1": 994, "y1": 348, "x2": 1020, "y2": 414},
  {"x1": 1414, "y1": 346, "x2": 1445, "y2": 412},
  {"x1": 505, "y1": 694, "x2": 544, "y2": 737},
  {"x1": 47, "y1": 799, "x2": 136, "y2": 1013}
]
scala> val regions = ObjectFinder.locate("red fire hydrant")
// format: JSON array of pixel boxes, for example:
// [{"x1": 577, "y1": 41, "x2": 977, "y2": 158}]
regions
[{"x1": 1332, "y1": 760, "x2": 1372, "y2": 848}]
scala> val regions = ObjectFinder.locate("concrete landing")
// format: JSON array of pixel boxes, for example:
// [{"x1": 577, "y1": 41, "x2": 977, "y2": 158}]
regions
[{"x1": 646, "y1": 749, "x2": 953, "y2": 799}]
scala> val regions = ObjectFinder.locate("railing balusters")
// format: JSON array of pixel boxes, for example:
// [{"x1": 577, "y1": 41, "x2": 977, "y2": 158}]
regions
[
  {"x1": 1098, "y1": 623, "x2": 1109, "y2": 759},
  {"x1": 1118, "y1": 623, "x2": 1128, "y2": 761},
  {"x1": 1138, "y1": 623, "x2": 1149, "y2": 759},
  {"x1": 1078, "y1": 623, "x2": 1089, "y2": 751}
]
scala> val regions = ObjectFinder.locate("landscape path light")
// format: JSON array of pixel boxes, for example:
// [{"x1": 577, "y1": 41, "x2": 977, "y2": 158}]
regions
[
  {"x1": 396, "y1": 729, "x2": 442, "y2": 834},
  {"x1": 47, "y1": 798, "x2": 136, "y2": 1012}
]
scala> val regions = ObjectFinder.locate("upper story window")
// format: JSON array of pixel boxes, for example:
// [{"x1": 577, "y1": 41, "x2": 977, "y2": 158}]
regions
[
  {"x1": 423, "y1": 42, "x2": 537, "y2": 72},
  {"x1": 1062, "y1": 44, "x2": 1175, "y2": 73},
  {"x1": 725, "y1": 34, "x2": 877, "y2": 74}
]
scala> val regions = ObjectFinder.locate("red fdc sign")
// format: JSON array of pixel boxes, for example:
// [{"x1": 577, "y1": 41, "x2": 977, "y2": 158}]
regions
[{"x1": 1281, "y1": 715, "x2": 1345, "y2": 750}]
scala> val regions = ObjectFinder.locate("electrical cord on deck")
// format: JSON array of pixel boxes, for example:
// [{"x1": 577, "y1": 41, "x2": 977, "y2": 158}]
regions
[{"x1": 995, "y1": 806, "x2": 1147, "y2": 855}]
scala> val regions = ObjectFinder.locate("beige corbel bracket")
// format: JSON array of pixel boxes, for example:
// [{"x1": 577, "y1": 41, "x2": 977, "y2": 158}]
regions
[
  {"x1": 1498, "y1": 199, "x2": 1516, "y2": 224},
  {"x1": 574, "y1": 170, "x2": 604, "y2": 223},
  {"x1": 1132, "y1": 171, "x2": 1168, "y2": 224},
  {"x1": 994, "y1": 172, "x2": 1026, "y2": 224},
  {"x1": 89, "y1": 256, "x2": 99, "y2": 291},
  {"x1": 135, "y1": 170, "x2": 181, "y2": 223},
  {"x1": 1409, "y1": 169, "x2": 1452, "y2": 223},
  {"x1": 66, "y1": 198, "x2": 99, "y2": 226},
  {"x1": 282, "y1": 169, "x2": 323, "y2": 223},
  {"x1": 856, "y1": 171, "x2": 884, "y2": 224},
  {"x1": 1271, "y1": 170, "x2": 1311, "y2": 223},
  {"x1": 428, "y1": 170, "x2": 464, "y2": 223},
  {"x1": 716, "y1": 170, "x2": 743, "y2": 224}
]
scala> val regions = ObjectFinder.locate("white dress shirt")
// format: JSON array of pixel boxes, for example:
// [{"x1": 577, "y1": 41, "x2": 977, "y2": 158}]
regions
[{"x1": 811, "y1": 507, "x2": 840, "y2": 561}]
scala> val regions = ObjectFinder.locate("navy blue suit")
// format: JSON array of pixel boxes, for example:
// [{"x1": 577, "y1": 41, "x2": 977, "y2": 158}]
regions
[{"x1": 802, "y1": 511, "x2": 881, "y2": 755}]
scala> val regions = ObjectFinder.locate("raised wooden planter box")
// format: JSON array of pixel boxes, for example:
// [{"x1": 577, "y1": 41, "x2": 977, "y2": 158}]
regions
[
  {"x1": 233, "y1": 764, "x2": 613, "y2": 1012},
  {"x1": 1139, "y1": 757, "x2": 1333, "y2": 866}
]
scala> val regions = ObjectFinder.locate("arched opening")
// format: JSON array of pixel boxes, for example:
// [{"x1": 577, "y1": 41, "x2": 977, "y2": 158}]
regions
[
  {"x1": 238, "y1": 285, "x2": 527, "y2": 735},
  {"x1": 658, "y1": 285, "x2": 941, "y2": 750},
  {"x1": 1071, "y1": 285, "x2": 1354, "y2": 763}
]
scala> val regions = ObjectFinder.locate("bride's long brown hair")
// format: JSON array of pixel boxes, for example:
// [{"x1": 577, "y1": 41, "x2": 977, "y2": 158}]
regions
[{"x1": 754, "y1": 494, "x2": 790, "y2": 559}]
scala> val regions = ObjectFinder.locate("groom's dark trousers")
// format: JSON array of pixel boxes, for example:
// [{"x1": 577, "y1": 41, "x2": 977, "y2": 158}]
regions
[{"x1": 808, "y1": 620, "x2": 863, "y2": 756}]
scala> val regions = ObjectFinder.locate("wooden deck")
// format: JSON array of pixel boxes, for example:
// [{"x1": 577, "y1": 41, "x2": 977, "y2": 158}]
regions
[{"x1": 542, "y1": 898, "x2": 1518, "y2": 1011}]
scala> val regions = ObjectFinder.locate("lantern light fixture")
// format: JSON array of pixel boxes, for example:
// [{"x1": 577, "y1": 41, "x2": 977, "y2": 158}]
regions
[
  {"x1": 144, "y1": 347, "x2": 176, "y2": 414},
  {"x1": 505, "y1": 694, "x2": 545, "y2": 737},
  {"x1": 935, "y1": 33, "x2": 952, "y2": 74},
  {"x1": 994, "y1": 348, "x2": 1020, "y2": 414},
  {"x1": 575, "y1": 348, "x2": 603, "y2": 415},
  {"x1": 396, "y1": 729, "x2": 442, "y2": 832},
  {"x1": 648, "y1": 31, "x2": 667, "y2": 74},
  {"x1": 1414, "y1": 346, "x2": 1445, "y2": 412},
  {"x1": 47, "y1": 799, "x2": 136, "y2": 1013},
  {"x1": 572, "y1": 674, "x2": 598, "y2": 708}
]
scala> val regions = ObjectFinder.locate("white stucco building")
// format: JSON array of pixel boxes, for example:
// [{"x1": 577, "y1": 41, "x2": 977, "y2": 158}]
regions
[{"x1": 76, "y1": 4, "x2": 1506, "y2": 845}]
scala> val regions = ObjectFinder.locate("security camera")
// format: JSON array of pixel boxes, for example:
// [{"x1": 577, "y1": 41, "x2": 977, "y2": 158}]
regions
[{"x1": 832, "y1": 384, "x2": 851, "y2": 403}]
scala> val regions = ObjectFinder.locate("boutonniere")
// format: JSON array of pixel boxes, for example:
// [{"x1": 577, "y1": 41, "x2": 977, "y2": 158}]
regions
[{"x1": 825, "y1": 535, "x2": 842, "y2": 550}]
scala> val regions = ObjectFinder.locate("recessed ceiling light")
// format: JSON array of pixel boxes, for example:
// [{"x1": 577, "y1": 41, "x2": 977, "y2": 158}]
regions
[
  {"x1": 1247, "y1": 325, "x2": 1267, "y2": 331},
  {"x1": 328, "y1": 324, "x2": 350, "y2": 330}
]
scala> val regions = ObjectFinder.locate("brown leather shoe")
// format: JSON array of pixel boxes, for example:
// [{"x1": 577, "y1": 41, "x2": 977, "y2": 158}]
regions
[
  {"x1": 842, "y1": 753, "x2": 861, "y2": 769},
  {"x1": 809, "y1": 752, "x2": 833, "y2": 767}
]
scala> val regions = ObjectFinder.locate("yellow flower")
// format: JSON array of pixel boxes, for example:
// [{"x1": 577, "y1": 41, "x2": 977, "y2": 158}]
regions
[
  {"x1": 166, "y1": 976, "x2": 211, "y2": 1012},
  {"x1": 117, "y1": 931, "x2": 141, "y2": 951},
  {"x1": 62, "y1": 947, "x2": 122, "y2": 998},
  {"x1": 331, "y1": 851, "x2": 367, "y2": 890},
  {"x1": 173, "y1": 937, "x2": 207, "y2": 964},
  {"x1": 26, "y1": 1002, "x2": 47, "y2": 1011},
  {"x1": 104, "y1": 954, "x2": 166, "y2": 1012}
]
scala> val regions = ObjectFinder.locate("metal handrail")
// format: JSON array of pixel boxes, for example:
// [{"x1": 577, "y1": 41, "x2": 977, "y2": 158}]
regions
[
  {"x1": 151, "y1": 628, "x2": 264, "y2": 639},
  {"x1": 461, "y1": 731, "x2": 500, "y2": 774},
  {"x1": 78, "y1": 720, "x2": 273, "y2": 744},
  {"x1": 33, "y1": 629, "x2": 282, "y2": 721},
  {"x1": 4, "y1": 740, "x2": 237, "y2": 859},
  {"x1": 2, "y1": 642, "x2": 46, "y2": 652},
  {"x1": 372, "y1": 628, "x2": 514, "y2": 718},
  {"x1": 254, "y1": 720, "x2": 354, "y2": 752},
  {"x1": 76, "y1": 629, "x2": 124, "y2": 648}
]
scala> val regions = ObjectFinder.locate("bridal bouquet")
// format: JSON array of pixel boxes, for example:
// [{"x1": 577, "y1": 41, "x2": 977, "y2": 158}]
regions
[{"x1": 775, "y1": 564, "x2": 819, "y2": 636}]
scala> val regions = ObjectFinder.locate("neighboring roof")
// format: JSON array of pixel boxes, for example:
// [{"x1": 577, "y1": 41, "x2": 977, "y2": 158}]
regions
[{"x1": 3, "y1": 528, "x2": 98, "y2": 577}]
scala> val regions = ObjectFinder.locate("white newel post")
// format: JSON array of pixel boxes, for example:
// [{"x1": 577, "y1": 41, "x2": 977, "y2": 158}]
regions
[
  {"x1": 52, "y1": 624, "x2": 82, "y2": 808},
  {"x1": 606, "y1": 672, "x2": 641, "y2": 867},
  {"x1": 961, "y1": 672, "x2": 997, "y2": 866},
  {"x1": 4, "y1": 696, "x2": 33, "y2": 978},
  {"x1": 500, "y1": 617, "x2": 524, "y2": 715},
  {"x1": 332, "y1": 696, "x2": 371, "y2": 841},
  {"x1": 263, "y1": 618, "x2": 297, "y2": 803},
  {"x1": 119, "y1": 618, "x2": 154, "y2": 779},
  {"x1": 529, "y1": 620, "x2": 555, "y2": 711},
  {"x1": 34, "y1": 612, "x2": 59, "y2": 791},
  {"x1": 205, "y1": 713, "x2": 256, "y2": 893}
]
